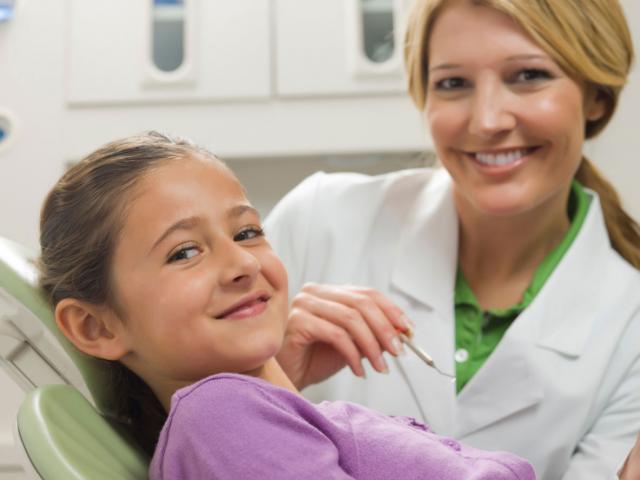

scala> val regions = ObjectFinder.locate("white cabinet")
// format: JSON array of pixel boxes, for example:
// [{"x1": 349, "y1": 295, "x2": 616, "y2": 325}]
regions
[
  {"x1": 275, "y1": 0, "x2": 412, "y2": 96},
  {"x1": 66, "y1": 0, "x2": 271, "y2": 104}
]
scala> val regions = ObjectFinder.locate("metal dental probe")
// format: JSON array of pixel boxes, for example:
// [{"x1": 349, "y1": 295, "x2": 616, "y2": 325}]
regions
[{"x1": 398, "y1": 332, "x2": 456, "y2": 381}]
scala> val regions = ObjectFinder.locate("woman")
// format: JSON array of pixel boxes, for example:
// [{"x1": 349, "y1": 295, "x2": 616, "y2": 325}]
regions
[
  {"x1": 38, "y1": 132, "x2": 535, "y2": 479},
  {"x1": 266, "y1": 1, "x2": 640, "y2": 479}
]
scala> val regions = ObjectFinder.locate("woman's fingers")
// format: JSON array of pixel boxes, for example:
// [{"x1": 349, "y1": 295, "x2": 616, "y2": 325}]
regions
[
  {"x1": 356, "y1": 286, "x2": 414, "y2": 335},
  {"x1": 293, "y1": 307, "x2": 366, "y2": 378},
  {"x1": 277, "y1": 307, "x2": 365, "y2": 388},
  {"x1": 296, "y1": 283, "x2": 412, "y2": 367},
  {"x1": 293, "y1": 292, "x2": 389, "y2": 374}
]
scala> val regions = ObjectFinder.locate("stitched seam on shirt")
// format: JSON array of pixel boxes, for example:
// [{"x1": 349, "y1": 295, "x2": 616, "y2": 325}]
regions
[
  {"x1": 340, "y1": 404, "x2": 362, "y2": 478},
  {"x1": 155, "y1": 399, "x2": 179, "y2": 479},
  {"x1": 460, "y1": 453, "x2": 530, "y2": 480},
  {"x1": 218, "y1": 376, "x2": 359, "y2": 476},
  {"x1": 156, "y1": 375, "x2": 255, "y2": 478},
  {"x1": 220, "y1": 376, "x2": 358, "y2": 476}
]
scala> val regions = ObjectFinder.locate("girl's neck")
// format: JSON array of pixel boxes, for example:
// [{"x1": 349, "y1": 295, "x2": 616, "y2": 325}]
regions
[
  {"x1": 247, "y1": 357, "x2": 299, "y2": 394},
  {"x1": 149, "y1": 358, "x2": 299, "y2": 413},
  {"x1": 455, "y1": 188, "x2": 571, "y2": 309}
]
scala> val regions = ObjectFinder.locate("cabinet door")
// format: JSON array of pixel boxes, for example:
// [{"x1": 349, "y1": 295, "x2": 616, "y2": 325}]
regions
[
  {"x1": 67, "y1": 0, "x2": 270, "y2": 104},
  {"x1": 275, "y1": 0, "x2": 412, "y2": 97}
]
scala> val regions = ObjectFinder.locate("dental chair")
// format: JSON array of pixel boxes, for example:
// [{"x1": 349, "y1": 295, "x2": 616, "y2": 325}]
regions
[{"x1": 0, "y1": 235, "x2": 148, "y2": 479}]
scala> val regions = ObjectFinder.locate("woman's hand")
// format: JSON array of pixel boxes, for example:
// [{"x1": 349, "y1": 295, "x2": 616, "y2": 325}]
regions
[
  {"x1": 276, "y1": 283, "x2": 413, "y2": 390},
  {"x1": 619, "y1": 434, "x2": 640, "y2": 480}
]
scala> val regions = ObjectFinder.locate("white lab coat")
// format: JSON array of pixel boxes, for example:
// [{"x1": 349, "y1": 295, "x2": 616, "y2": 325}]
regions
[{"x1": 265, "y1": 168, "x2": 640, "y2": 480}]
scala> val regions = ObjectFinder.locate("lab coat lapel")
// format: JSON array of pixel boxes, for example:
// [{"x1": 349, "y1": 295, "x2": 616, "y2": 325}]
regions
[
  {"x1": 454, "y1": 325, "x2": 544, "y2": 438},
  {"x1": 391, "y1": 169, "x2": 458, "y2": 316},
  {"x1": 454, "y1": 192, "x2": 610, "y2": 437},
  {"x1": 531, "y1": 193, "x2": 612, "y2": 356},
  {"x1": 389, "y1": 169, "x2": 459, "y2": 434}
]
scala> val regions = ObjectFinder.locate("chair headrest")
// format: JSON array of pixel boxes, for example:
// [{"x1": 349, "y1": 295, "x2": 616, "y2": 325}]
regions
[
  {"x1": 17, "y1": 384, "x2": 148, "y2": 478},
  {"x1": 0, "y1": 235, "x2": 119, "y2": 417}
]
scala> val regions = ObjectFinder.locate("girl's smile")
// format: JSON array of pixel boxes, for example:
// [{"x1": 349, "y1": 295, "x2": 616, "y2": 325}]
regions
[{"x1": 214, "y1": 291, "x2": 271, "y2": 320}]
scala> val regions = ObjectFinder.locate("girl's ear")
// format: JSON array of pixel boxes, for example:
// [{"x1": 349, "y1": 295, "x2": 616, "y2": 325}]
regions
[{"x1": 55, "y1": 298, "x2": 130, "y2": 361}]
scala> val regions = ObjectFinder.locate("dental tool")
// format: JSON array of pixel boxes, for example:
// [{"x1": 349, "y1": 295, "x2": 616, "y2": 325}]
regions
[{"x1": 398, "y1": 332, "x2": 456, "y2": 381}]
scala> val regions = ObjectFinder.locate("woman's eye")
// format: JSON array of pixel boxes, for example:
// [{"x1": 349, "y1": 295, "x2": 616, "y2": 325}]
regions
[
  {"x1": 168, "y1": 245, "x2": 200, "y2": 263},
  {"x1": 514, "y1": 68, "x2": 552, "y2": 83},
  {"x1": 434, "y1": 77, "x2": 468, "y2": 90},
  {"x1": 234, "y1": 227, "x2": 264, "y2": 242}
]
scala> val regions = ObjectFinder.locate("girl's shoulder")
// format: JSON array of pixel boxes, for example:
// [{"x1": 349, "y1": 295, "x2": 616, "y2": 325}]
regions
[{"x1": 170, "y1": 373, "x2": 300, "y2": 413}]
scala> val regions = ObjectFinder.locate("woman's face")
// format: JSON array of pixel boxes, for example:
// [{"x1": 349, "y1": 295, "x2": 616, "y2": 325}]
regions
[
  {"x1": 424, "y1": 1, "x2": 605, "y2": 218},
  {"x1": 108, "y1": 157, "x2": 289, "y2": 390}
]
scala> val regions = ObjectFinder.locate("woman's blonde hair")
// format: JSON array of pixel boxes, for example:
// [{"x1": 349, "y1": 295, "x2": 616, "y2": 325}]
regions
[{"x1": 404, "y1": 0, "x2": 640, "y2": 268}]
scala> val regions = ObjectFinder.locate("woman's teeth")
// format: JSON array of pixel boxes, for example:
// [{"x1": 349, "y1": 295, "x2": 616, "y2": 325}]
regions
[{"x1": 474, "y1": 148, "x2": 532, "y2": 166}]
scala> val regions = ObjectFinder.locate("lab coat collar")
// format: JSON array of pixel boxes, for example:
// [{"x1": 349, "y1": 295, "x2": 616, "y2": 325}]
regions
[
  {"x1": 393, "y1": 180, "x2": 612, "y2": 357},
  {"x1": 390, "y1": 169, "x2": 459, "y2": 318},
  {"x1": 528, "y1": 191, "x2": 614, "y2": 357},
  {"x1": 454, "y1": 334, "x2": 545, "y2": 438}
]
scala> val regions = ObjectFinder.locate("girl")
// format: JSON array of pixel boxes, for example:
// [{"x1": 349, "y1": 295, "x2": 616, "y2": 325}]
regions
[{"x1": 38, "y1": 132, "x2": 535, "y2": 479}]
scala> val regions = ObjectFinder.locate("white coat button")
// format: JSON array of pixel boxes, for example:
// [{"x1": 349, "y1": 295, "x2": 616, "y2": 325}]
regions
[{"x1": 454, "y1": 348, "x2": 469, "y2": 363}]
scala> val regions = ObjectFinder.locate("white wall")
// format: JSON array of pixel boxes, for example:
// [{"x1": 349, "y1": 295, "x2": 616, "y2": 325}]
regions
[
  {"x1": 0, "y1": 0, "x2": 67, "y2": 251},
  {"x1": 585, "y1": 0, "x2": 640, "y2": 221}
]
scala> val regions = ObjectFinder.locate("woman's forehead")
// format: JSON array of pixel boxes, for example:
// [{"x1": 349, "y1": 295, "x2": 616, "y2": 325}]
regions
[{"x1": 428, "y1": 2, "x2": 545, "y2": 64}]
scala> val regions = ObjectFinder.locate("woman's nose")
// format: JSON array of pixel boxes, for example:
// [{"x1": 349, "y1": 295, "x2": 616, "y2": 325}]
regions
[
  {"x1": 219, "y1": 242, "x2": 261, "y2": 287},
  {"x1": 467, "y1": 79, "x2": 516, "y2": 138}
]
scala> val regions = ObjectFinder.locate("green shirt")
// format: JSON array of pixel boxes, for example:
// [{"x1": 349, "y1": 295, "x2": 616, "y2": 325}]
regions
[{"x1": 454, "y1": 181, "x2": 591, "y2": 393}]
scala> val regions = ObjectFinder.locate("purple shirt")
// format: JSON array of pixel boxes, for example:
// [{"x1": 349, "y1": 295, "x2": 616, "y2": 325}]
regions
[{"x1": 150, "y1": 374, "x2": 535, "y2": 479}]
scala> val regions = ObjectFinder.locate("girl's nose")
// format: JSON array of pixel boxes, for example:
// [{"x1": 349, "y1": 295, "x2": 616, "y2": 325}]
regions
[
  {"x1": 468, "y1": 78, "x2": 517, "y2": 139},
  {"x1": 219, "y1": 241, "x2": 261, "y2": 288}
]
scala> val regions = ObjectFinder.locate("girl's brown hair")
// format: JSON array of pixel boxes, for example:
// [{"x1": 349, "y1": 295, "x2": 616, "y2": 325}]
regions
[
  {"x1": 404, "y1": 0, "x2": 640, "y2": 267},
  {"x1": 38, "y1": 131, "x2": 217, "y2": 455}
]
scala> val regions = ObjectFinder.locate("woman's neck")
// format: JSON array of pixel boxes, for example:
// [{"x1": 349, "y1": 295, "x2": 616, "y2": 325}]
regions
[{"x1": 455, "y1": 188, "x2": 571, "y2": 310}]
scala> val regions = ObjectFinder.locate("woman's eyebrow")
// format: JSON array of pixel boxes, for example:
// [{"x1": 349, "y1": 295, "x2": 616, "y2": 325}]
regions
[
  {"x1": 429, "y1": 63, "x2": 461, "y2": 73},
  {"x1": 150, "y1": 216, "x2": 203, "y2": 253},
  {"x1": 504, "y1": 54, "x2": 549, "y2": 62},
  {"x1": 429, "y1": 54, "x2": 549, "y2": 73}
]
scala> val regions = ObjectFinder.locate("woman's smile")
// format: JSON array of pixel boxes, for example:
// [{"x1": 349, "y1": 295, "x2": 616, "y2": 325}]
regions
[{"x1": 463, "y1": 146, "x2": 541, "y2": 176}]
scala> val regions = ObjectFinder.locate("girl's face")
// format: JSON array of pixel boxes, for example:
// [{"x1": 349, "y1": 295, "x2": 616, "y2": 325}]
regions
[
  {"x1": 424, "y1": 1, "x2": 605, "y2": 218},
  {"x1": 108, "y1": 157, "x2": 289, "y2": 392}
]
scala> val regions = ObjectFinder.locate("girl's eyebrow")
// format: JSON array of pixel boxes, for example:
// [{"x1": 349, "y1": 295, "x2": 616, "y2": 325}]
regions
[
  {"x1": 149, "y1": 205, "x2": 260, "y2": 254},
  {"x1": 227, "y1": 204, "x2": 260, "y2": 220},
  {"x1": 150, "y1": 216, "x2": 203, "y2": 253}
]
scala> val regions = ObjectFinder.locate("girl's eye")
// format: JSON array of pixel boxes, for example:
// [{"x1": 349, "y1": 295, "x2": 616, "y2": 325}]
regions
[
  {"x1": 234, "y1": 226, "x2": 264, "y2": 242},
  {"x1": 168, "y1": 245, "x2": 200, "y2": 263},
  {"x1": 433, "y1": 77, "x2": 468, "y2": 90},
  {"x1": 514, "y1": 68, "x2": 552, "y2": 83}
]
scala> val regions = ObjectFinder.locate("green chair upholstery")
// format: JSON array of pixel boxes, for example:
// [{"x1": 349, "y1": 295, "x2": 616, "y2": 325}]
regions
[
  {"x1": 1, "y1": 236, "x2": 150, "y2": 476},
  {"x1": 0, "y1": 235, "x2": 118, "y2": 416},
  {"x1": 16, "y1": 384, "x2": 148, "y2": 480}
]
